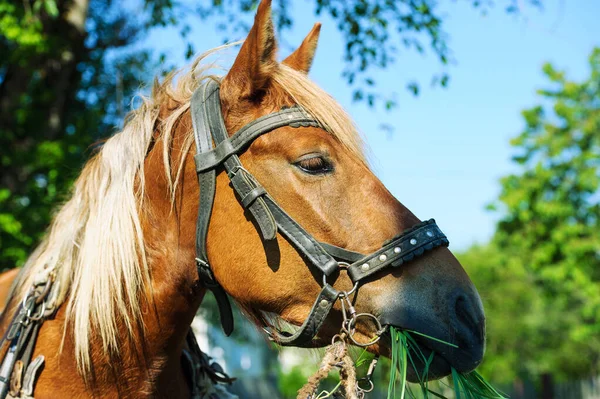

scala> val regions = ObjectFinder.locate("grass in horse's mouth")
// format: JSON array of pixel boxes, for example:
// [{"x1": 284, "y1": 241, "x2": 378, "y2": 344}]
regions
[{"x1": 386, "y1": 327, "x2": 507, "y2": 399}]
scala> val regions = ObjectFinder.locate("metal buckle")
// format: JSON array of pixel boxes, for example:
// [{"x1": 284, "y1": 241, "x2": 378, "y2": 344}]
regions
[
  {"x1": 227, "y1": 165, "x2": 249, "y2": 179},
  {"x1": 195, "y1": 258, "x2": 220, "y2": 289},
  {"x1": 357, "y1": 356, "x2": 379, "y2": 394}
]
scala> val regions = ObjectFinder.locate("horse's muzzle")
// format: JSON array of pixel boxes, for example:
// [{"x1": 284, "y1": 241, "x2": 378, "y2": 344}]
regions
[{"x1": 378, "y1": 276, "x2": 485, "y2": 379}]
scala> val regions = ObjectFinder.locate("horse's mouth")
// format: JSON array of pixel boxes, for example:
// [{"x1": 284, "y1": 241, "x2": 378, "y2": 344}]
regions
[
  {"x1": 377, "y1": 328, "x2": 453, "y2": 382},
  {"x1": 376, "y1": 300, "x2": 485, "y2": 382}
]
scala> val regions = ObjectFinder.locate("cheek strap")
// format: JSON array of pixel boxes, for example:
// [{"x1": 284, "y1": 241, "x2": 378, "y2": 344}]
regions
[{"x1": 191, "y1": 80, "x2": 335, "y2": 338}]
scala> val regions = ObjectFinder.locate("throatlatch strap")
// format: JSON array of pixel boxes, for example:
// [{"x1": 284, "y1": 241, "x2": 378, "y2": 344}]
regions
[{"x1": 267, "y1": 284, "x2": 339, "y2": 347}]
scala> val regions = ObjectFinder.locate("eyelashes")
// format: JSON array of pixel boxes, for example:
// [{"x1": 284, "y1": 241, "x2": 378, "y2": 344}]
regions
[{"x1": 294, "y1": 155, "x2": 334, "y2": 175}]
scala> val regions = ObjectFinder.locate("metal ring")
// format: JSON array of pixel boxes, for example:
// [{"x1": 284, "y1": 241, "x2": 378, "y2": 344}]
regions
[
  {"x1": 347, "y1": 313, "x2": 384, "y2": 347},
  {"x1": 338, "y1": 261, "x2": 350, "y2": 269},
  {"x1": 344, "y1": 282, "x2": 359, "y2": 297},
  {"x1": 35, "y1": 281, "x2": 53, "y2": 305},
  {"x1": 323, "y1": 277, "x2": 358, "y2": 299},
  {"x1": 357, "y1": 378, "x2": 375, "y2": 393},
  {"x1": 21, "y1": 288, "x2": 35, "y2": 309},
  {"x1": 27, "y1": 301, "x2": 46, "y2": 321},
  {"x1": 321, "y1": 262, "x2": 359, "y2": 302},
  {"x1": 331, "y1": 333, "x2": 345, "y2": 346}
]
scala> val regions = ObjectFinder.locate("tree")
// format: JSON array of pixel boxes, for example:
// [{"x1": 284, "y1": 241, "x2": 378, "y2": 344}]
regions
[
  {"x1": 0, "y1": 0, "x2": 156, "y2": 268},
  {"x1": 461, "y1": 47, "x2": 600, "y2": 391},
  {"x1": 496, "y1": 46, "x2": 600, "y2": 376},
  {"x1": 156, "y1": 0, "x2": 543, "y2": 107}
]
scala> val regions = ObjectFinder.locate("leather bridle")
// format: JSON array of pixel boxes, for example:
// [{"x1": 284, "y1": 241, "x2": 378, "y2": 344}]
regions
[{"x1": 191, "y1": 79, "x2": 449, "y2": 347}]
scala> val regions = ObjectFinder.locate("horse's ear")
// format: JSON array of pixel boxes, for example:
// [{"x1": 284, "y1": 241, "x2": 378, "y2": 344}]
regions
[
  {"x1": 282, "y1": 23, "x2": 321, "y2": 74},
  {"x1": 221, "y1": 0, "x2": 277, "y2": 101}
]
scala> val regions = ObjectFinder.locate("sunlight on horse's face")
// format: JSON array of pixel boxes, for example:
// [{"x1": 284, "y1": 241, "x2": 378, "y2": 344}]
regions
[{"x1": 199, "y1": 0, "x2": 485, "y2": 381}]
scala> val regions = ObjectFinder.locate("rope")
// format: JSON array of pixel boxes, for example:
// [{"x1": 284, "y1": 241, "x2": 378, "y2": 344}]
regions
[
  {"x1": 339, "y1": 353, "x2": 357, "y2": 399},
  {"x1": 296, "y1": 338, "x2": 359, "y2": 399}
]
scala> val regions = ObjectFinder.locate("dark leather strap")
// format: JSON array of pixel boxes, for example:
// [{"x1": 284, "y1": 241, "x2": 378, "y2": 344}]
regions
[
  {"x1": 266, "y1": 284, "x2": 339, "y2": 347},
  {"x1": 191, "y1": 83, "x2": 218, "y2": 267},
  {"x1": 201, "y1": 80, "x2": 338, "y2": 277},
  {"x1": 194, "y1": 107, "x2": 320, "y2": 173},
  {"x1": 0, "y1": 294, "x2": 46, "y2": 399},
  {"x1": 201, "y1": 80, "x2": 277, "y2": 241},
  {"x1": 347, "y1": 219, "x2": 448, "y2": 282},
  {"x1": 318, "y1": 242, "x2": 365, "y2": 263},
  {"x1": 262, "y1": 195, "x2": 338, "y2": 276},
  {"x1": 226, "y1": 158, "x2": 277, "y2": 240},
  {"x1": 240, "y1": 186, "x2": 267, "y2": 208},
  {"x1": 191, "y1": 82, "x2": 234, "y2": 336}
]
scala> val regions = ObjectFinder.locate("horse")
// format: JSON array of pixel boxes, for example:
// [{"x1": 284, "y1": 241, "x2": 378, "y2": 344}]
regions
[{"x1": 0, "y1": 0, "x2": 485, "y2": 397}]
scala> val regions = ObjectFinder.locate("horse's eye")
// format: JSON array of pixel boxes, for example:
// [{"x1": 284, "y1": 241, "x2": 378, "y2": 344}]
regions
[{"x1": 294, "y1": 155, "x2": 334, "y2": 175}]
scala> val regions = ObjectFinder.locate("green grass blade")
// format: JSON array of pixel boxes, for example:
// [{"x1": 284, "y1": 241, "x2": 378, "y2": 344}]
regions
[
  {"x1": 406, "y1": 329, "x2": 459, "y2": 348},
  {"x1": 384, "y1": 328, "x2": 506, "y2": 399}
]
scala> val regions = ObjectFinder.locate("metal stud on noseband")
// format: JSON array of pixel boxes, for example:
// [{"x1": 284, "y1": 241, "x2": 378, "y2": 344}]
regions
[{"x1": 190, "y1": 79, "x2": 450, "y2": 349}]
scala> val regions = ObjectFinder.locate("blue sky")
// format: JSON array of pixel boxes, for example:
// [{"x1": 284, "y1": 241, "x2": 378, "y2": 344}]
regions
[{"x1": 141, "y1": 0, "x2": 599, "y2": 250}]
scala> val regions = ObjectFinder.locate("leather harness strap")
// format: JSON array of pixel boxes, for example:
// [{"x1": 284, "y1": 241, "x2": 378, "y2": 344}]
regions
[
  {"x1": 194, "y1": 106, "x2": 321, "y2": 173},
  {"x1": 191, "y1": 83, "x2": 235, "y2": 336},
  {"x1": 190, "y1": 79, "x2": 450, "y2": 347},
  {"x1": 319, "y1": 219, "x2": 449, "y2": 282},
  {"x1": 0, "y1": 277, "x2": 54, "y2": 399},
  {"x1": 347, "y1": 219, "x2": 448, "y2": 282}
]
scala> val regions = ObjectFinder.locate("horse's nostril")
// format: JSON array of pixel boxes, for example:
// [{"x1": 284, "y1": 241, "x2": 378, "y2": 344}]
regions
[
  {"x1": 453, "y1": 293, "x2": 484, "y2": 346},
  {"x1": 455, "y1": 297, "x2": 475, "y2": 332}
]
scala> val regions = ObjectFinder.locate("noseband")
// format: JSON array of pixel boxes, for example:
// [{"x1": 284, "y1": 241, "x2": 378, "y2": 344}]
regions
[{"x1": 191, "y1": 80, "x2": 449, "y2": 346}]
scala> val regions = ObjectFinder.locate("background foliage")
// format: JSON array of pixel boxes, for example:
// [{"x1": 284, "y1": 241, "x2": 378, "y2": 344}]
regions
[{"x1": 460, "y1": 47, "x2": 600, "y2": 388}]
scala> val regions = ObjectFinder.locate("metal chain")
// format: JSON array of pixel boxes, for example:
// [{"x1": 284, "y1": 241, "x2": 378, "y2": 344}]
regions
[
  {"x1": 302, "y1": 281, "x2": 387, "y2": 399},
  {"x1": 337, "y1": 289, "x2": 386, "y2": 348}
]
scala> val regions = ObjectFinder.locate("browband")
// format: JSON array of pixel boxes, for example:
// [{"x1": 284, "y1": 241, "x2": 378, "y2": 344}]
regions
[{"x1": 190, "y1": 79, "x2": 449, "y2": 346}]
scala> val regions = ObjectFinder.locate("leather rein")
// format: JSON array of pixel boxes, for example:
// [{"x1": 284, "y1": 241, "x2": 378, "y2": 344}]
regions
[{"x1": 191, "y1": 79, "x2": 449, "y2": 347}]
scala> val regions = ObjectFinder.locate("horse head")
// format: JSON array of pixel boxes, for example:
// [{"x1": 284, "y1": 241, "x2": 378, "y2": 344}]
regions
[{"x1": 153, "y1": 0, "x2": 486, "y2": 381}]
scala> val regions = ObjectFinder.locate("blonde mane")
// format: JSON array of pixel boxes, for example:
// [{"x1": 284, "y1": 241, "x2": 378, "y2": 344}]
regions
[{"x1": 10, "y1": 45, "x2": 366, "y2": 374}]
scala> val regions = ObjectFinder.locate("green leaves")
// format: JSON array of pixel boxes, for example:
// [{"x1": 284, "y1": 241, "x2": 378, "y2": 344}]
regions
[
  {"x1": 463, "y1": 46, "x2": 600, "y2": 386},
  {"x1": 0, "y1": 0, "x2": 156, "y2": 270},
  {"x1": 0, "y1": 2, "x2": 47, "y2": 54}
]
